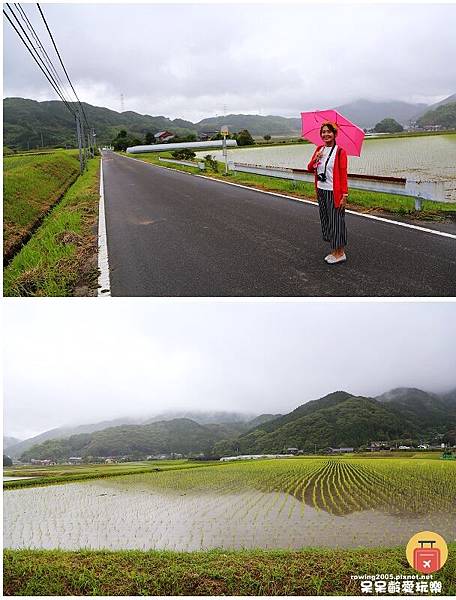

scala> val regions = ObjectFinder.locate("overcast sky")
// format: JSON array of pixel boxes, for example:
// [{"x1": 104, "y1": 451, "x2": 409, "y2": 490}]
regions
[
  {"x1": 3, "y1": 2, "x2": 456, "y2": 122},
  {"x1": 3, "y1": 301, "x2": 456, "y2": 439}
]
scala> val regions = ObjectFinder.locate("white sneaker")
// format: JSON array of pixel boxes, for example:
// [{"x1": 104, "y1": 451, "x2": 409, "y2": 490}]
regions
[{"x1": 325, "y1": 253, "x2": 347, "y2": 264}]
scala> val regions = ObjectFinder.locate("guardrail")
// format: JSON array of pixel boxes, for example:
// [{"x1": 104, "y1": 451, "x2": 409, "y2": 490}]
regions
[
  {"x1": 227, "y1": 162, "x2": 450, "y2": 210},
  {"x1": 158, "y1": 157, "x2": 450, "y2": 210}
]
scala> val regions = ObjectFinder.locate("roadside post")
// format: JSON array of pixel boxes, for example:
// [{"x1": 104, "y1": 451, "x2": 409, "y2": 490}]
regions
[{"x1": 221, "y1": 125, "x2": 229, "y2": 175}]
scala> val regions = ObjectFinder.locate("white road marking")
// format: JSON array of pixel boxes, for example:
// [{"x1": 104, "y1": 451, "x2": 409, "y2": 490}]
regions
[
  {"x1": 117, "y1": 153, "x2": 456, "y2": 241},
  {"x1": 97, "y1": 156, "x2": 111, "y2": 297}
]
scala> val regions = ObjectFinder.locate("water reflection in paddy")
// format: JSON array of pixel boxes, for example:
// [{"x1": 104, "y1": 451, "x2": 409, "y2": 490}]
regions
[{"x1": 4, "y1": 479, "x2": 455, "y2": 551}]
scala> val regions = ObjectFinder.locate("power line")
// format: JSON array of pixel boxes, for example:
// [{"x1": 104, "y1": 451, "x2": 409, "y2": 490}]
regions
[
  {"x1": 3, "y1": 5, "x2": 76, "y2": 116},
  {"x1": 4, "y1": 3, "x2": 96, "y2": 165},
  {"x1": 36, "y1": 3, "x2": 90, "y2": 131},
  {"x1": 14, "y1": 3, "x2": 74, "y2": 108}
]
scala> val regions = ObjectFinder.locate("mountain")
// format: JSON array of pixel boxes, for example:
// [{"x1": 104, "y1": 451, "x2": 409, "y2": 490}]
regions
[
  {"x1": 195, "y1": 114, "x2": 301, "y2": 136},
  {"x1": 246, "y1": 414, "x2": 282, "y2": 429},
  {"x1": 145, "y1": 410, "x2": 256, "y2": 426},
  {"x1": 376, "y1": 387, "x2": 456, "y2": 429},
  {"x1": 214, "y1": 392, "x2": 408, "y2": 454},
  {"x1": 413, "y1": 93, "x2": 456, "y2": 119},
  {"x1": 19, "y1": 418, "x2": 242, "y2": 461},
  {"x1": 6, "y1": 96, "x2": 448, "y2": 152},
  {"x1": 214, "y1": 388, "x2": 456, "y2": 455},
  {"x1": 416, "y1": 102, "x2": 456, "y2": 129},
  {"x1": 3, "y1": 97, "x2": 197, "y2": 150},
  {"x1": 3, "y1": 436, "x2": 21, "y2": 451},
  {"x1": 7, "y1": 410, "x2": 263, "y2": 460},
  {"x1": 5, "y1": 417, "x2": 141, "y2": 459},
  {"x1": 334, "y1": 99, "x2": 428, "y2": 128}
]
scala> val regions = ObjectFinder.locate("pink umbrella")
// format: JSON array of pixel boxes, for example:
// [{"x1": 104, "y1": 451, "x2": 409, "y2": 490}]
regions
[{"x1": 301, "y1": 109, "x2": 365, "y2": 156}]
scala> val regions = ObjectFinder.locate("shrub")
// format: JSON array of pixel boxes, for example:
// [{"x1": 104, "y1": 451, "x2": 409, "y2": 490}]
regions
[
  {"x1": 203, "y1": 155, "x2": 219, "y2": 172},
  {"x1": 171, "y1": 148, "x2": 196, "y2": 160}
]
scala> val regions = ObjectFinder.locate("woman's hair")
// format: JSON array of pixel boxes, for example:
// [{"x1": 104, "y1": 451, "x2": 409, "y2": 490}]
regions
[{"x1": 320, "y1": 122, "x2": 338, "y2": 137}]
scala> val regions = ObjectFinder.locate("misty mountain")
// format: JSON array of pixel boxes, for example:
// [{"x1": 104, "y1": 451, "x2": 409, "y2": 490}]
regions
[
  {"x1": 4, "y1": 436, "x2": 22, "y2": 451},
  {"x1": 5, "y1": 410, "x2": 262, "y2": 459},
  {"x1": 246, "y1": 414, "x2": 282, "y2": 429},
  {"x1": 145, "y1": 410, "x2": 257, "y2": 426},
  {"x1": 5, "y1": 417, "x2": 141, "y2": 459},
  {"x1": 19, "y1": 418, "x2": 244, "y2": 461},
  {"x1": 17, "y1": 387, "x2": 456, "y2": 461},
  {"x1": 214, "y1": 388, "x2": 456, "y2": 455},
  {"x1": 376, "y1": 387, "x2": 456, "y2": 428},
  {"x1": 412, "y1": 93, "x2": 456, "y2": 119},
  {"x1": 334, "y1": 99, "x2": 427, "y2": 128}
]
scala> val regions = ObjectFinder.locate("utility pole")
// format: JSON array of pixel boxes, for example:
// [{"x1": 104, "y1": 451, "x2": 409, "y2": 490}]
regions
[
  {"x1": 41, "y1": 132, "x2": 44, "y2": 148},
  {"x1": 75, "y1": 111, "x2": 84, "y2": 174},
  {"x1": 79, "y1": 113, "x2": 88, "y2": 171}
]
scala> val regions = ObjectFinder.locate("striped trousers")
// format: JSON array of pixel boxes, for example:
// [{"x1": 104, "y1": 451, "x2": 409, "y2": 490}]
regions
[{"x1": 317, "y1": 188, "x2": 347, "y2": 250}]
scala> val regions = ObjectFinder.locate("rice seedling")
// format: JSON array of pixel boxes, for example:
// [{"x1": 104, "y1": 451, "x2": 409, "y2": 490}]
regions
[{"x1": 3, "y1": 457, "x2": 455, "y2": 552}]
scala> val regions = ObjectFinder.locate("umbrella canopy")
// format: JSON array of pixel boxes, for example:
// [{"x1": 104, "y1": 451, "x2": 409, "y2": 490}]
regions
[{"x1": 301, "y1": 109, "x2": 365, "y2": 156}]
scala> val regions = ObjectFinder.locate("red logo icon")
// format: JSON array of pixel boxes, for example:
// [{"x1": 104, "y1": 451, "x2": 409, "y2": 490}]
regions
[{"x1": 413, "y1": 540, "x2": 441, "y2": 574}]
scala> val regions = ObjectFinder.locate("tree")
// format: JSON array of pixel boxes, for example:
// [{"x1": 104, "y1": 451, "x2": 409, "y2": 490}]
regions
[
  {"x1": 263, "y1": 134, "x2": 271, "y2": 141},
  {"x1": 3, "y1": 455, "x2": 12, "y2": 467},
  {"x1": 144, "y1": 131, "x2": 154, "y2": 145},
  {"x1": 373, "y1": 118, "x2": 404, "y2": 133},
  {"x1": 112, "y1": 131, "x2": 142, "y2": 151},
  {"x1": 235, "y1": 129, "x2": 255, "y2": 146}
]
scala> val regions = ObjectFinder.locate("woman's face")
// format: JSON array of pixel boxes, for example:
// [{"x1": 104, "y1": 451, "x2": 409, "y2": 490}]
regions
[{"x1": 320, "y1": 126, "x2": 336, "y2": 145}]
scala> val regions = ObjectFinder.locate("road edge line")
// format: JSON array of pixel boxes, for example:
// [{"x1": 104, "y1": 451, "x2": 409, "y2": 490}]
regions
[
  {"x1": 118, "y1": 153, "x2": 456, "y2": 241},
  {"x1": 97, "y1": 156, "x2": 111, "y2": 297}
]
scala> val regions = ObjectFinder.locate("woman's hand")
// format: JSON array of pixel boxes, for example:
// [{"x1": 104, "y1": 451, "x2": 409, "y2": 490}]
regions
[
  {"x1": 340, "y1": 194, "x2": 348, "y2": 208},
  {"x1": 315, "y1": 148, "x2": 324, "y2": 162}
]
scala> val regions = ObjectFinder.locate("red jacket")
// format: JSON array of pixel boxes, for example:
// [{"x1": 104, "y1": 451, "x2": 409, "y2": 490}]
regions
[{"x1": 307, "y1": 145, "x2": 348, "y2": 208}]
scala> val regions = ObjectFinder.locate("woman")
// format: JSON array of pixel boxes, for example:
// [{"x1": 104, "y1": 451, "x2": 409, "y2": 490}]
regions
[{"x1": 307, "y1": 122, "x2": 348, "y2": 264}]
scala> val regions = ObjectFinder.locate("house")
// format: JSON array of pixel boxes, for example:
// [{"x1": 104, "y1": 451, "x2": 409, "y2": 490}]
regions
[
  {"x1": 68, "y1": 456, "x2": 83, "y2": 464},
  {"x1": 369, "y1": 441, "x2": 391, "y2": 451},
  {"x1": 328, "y1": 447, "x2": 354, "y2": 454},
  {"x1": 418, "y1": 444, "x2": 429, "y2": 449},
  {"x1": 398, "y1": 446, "x2": 412, "y2": 450},
  {"x1": 30, "y1": 459, "x2": 54, "y2": 466},
  {"x1": 286, "y1": 448, "x2": 300, "y2": 455},
  {"x1": 154, "y1": 131, "x2": 175, "y2": 143},
  {"x1": 199, "y1": 131, "x2": 218, "y2": 141}
]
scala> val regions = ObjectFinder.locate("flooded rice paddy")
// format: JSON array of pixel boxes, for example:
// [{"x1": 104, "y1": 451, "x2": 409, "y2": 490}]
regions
[
  {"x1": 198, "y1": 134, "x2": 456, "y2": 200},
  {"x1": 4, "y1": 459, "x2": 456, "y2": 551}
]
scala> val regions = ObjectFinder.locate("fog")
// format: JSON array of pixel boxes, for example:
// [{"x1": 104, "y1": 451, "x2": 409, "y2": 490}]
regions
[{"x1": 3, "y1": 300, "x2": 455, "y2": 439}]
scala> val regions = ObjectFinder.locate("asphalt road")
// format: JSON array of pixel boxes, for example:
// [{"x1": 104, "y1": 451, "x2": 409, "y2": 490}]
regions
[{"x1": 102, "y1": 151, "x2": 456, "y2": 297}]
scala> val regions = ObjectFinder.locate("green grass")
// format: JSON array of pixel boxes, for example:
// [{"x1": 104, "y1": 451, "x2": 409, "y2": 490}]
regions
[
  {"x1": 124, "y1": 152, "x2": 456, "y2": 219},
  {"x1": 3, "y1": 157, "x2": 100, "y2": 297},
  {"x1": 3, "y1": 545, "x2": 455, "y2": 595},
  {"x1": 3, "y1": 150, "x2": 80, "y2": 259}
]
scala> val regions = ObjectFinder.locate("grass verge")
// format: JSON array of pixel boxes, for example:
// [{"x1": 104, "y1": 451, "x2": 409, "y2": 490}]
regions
[
  {"x1": 124, "y1": 152, "x2": 456, "y2": 221},
  {"x1": 3, "y1": 157, "x2": 100, "y2": 297},
  {"x1": 3, "y1": 150, "x2": 80, "y2": 261},
  {"x1": 3, "y1": 545, "x2": 455, "y2": 595}
]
